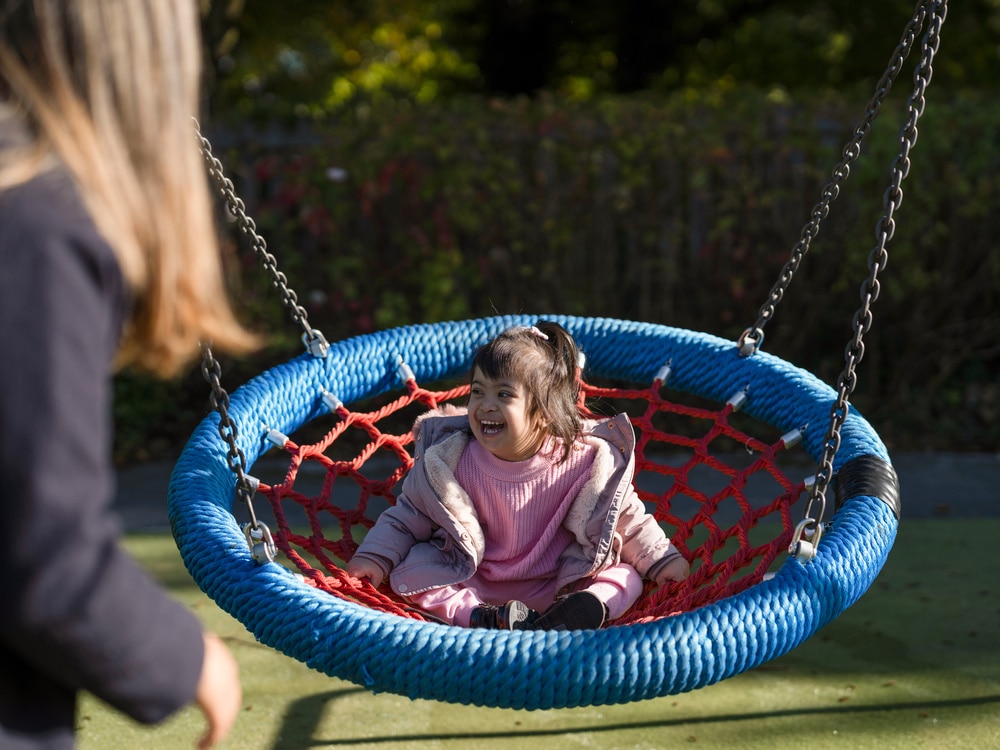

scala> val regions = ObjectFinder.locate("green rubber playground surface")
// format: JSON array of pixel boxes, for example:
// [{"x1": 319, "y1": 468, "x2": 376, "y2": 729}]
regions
[{"x1": 77, "y1": 518, "x2": 1000, "y2": 749}]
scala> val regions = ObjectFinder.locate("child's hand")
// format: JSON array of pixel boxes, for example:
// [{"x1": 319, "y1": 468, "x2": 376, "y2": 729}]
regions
[
  {"x1": 653, "y1": 556, "x2": 690, "y2": 586},
  {"x1": 347, "y1": 557, "x2": 386, "y2": 588}
]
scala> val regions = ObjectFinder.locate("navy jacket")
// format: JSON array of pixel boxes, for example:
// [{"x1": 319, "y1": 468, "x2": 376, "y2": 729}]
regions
[{"x1": 0, "y1": 136, "x2": 204, "y2": 747}]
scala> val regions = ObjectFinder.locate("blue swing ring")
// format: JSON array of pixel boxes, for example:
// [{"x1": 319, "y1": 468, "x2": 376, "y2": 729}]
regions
[{"x1": 168, "y1": 315, "x2": 898, "y2": 710}]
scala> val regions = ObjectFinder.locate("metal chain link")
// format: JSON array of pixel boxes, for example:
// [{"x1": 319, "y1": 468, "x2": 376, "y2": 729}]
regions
[
  {"x1": 791, "y1": 0, "x2": 946, "y2": 560},
  {"x1": 200, "y1": 342, "x2": 277, "y2": 562},
  {"x1": 199, "y1": 342, "x2": 253, "y2": 515},
  {"x1": 194, "y1": 122, "x2": 329, "y2": 358},
  {"x1": 191, "y1": 121, "x2": 331, "y2": 563},
  {"x1": 738, "y1": 0, "x2": 940, "y2": 357}
]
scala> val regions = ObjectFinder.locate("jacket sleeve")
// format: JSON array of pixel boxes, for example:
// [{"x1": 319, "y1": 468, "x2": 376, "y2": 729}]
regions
[
  {"x1": 352, "y1": 461, "x2": 438, "y2": 573},
  {"x1": 0, "y1": 172, "x2": 204, "y2": 724},
  {"x1": 615, "y1": 487, "x2": 684, "y2": 579}
]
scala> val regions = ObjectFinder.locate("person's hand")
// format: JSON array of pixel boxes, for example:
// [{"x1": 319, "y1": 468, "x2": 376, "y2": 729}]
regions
[
  {"x1": 347, "y1": 557, "x2": 385, "y2": 588},
  {"x1": 195, "y1": 631, "x2": 241, "y2": 749},
  {"x1": 653, "y1": 556, "x2": 690, "y2": 586}
]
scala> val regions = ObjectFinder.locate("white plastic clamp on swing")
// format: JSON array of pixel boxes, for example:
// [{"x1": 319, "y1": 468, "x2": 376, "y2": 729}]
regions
[
  {"x1": 396, "y1": 357, "x2": 416, "y2": 384},
  {"x1": 789, "y1": 518, "x2": 824, "y2": 563},
  {"x1": 654, "y1": 359, "x2": 672, "y2": 385},
  {"x1": 266, "y1": 428, "x2": 289, "y2": 448},
  {"x1": 737, "y1": 327, "x2": 764, "y2": 357},
  {"x1": 780, "y1": 424, "x2": 807, "y2": 448},
  {"x1": 320, "y1": 389, "x2": 343, "y2": 413},
  {"x1": 243, "y1": 521, "x2": 277, "y2": 564},
  {"x1": 726, "y1": 386, "x2": 749, "y2": 411},
  {"x1": 577, "y1": 351, "x2": 587, "y2": 370}
]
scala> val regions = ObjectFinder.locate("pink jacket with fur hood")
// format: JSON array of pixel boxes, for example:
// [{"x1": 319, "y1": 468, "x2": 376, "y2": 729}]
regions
[{"x1": 351, "y1": 409, "x2": 683, "y2": 597}]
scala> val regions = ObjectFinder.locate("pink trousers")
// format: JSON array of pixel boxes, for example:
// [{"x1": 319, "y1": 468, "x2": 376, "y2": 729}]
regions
[{"x1": 407, "y1": 562, "x2": 644, "y2": 627}]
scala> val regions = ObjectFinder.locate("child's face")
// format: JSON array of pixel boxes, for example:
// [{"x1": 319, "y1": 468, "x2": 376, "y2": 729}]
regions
[{"x1": 467, "y1": 367, "x2": 548, "y2": 462}]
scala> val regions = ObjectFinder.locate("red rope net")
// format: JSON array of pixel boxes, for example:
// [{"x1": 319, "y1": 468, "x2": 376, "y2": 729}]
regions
[{"x1": 256, "y1": 374, "x2": 809, "y2": 625}]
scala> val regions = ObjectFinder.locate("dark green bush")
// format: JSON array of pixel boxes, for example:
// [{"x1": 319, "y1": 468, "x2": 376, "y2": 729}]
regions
[{"x1": 114, "y1": 88, "x2": 999, "y2": 464}]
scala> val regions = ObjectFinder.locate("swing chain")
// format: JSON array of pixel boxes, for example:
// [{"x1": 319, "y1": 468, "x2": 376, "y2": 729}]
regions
[
  {"x1": 739, "y1": 0, "x2": 942, "y2": 358},
  {"x1": 194, "y1": 122, "x2": 329, "y2": 359},
  {"x1": 794, "y1": 0, "x2": 945, "y2": 561},
  {"x1": 199, "y1": 341, "x2": 277, "y2": 563}
]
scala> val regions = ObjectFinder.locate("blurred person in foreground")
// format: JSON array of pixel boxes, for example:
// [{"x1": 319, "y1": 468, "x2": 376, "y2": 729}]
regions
[{"x1": 0, "y1": 1, "x2": 258, "y2": 747}]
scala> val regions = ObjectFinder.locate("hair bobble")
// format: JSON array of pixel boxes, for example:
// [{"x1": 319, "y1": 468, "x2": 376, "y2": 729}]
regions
[{"x1": 512, "y1": 325, "x2": 549, "y2": 341}]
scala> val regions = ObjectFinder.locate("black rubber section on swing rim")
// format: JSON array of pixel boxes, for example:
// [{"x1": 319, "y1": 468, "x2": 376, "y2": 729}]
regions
[{"x1": 835, "y1": 454, "x2": 901, "y2": 519}]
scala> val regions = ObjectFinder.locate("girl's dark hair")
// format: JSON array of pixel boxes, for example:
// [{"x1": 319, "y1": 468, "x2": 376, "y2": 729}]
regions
[{"x1": 470, "y1": 320, "x2": 581, "y2": 462}]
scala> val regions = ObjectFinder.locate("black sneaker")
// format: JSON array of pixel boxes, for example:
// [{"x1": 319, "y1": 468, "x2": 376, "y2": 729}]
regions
[
  {"x1": 531, "y1": 592, "x2": 607, "y2": 631},
  {"x1": 469, "y1": 600, "x2": 537, "y2": 630}
]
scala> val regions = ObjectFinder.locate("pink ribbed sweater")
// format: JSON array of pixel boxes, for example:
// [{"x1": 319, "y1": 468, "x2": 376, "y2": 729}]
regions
[{"x1": 455, "y1": 438, "x2": 596, "y2": 584}]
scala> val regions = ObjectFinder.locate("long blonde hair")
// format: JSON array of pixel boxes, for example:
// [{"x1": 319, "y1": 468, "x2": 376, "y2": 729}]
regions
[{"x1": 0, "y1": 0, "x2": 256, "y2": 377}]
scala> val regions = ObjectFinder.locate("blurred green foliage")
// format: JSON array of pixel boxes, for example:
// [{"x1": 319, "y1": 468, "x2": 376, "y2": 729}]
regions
[
  {"x1": 200, "y1": 0, "x2": 1000, "y2": 121},
  {"x1": 201, "y1": 0, "x2": 480, "y2": 122},
  {"x1": 115, "y1": 87, "x2": 998, "y2": 463}
]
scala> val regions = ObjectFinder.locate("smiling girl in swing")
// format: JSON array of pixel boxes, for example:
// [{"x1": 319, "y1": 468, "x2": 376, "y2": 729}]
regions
[{"x1": 348, "y1": 320, "x2": 689, "y2": 630}]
